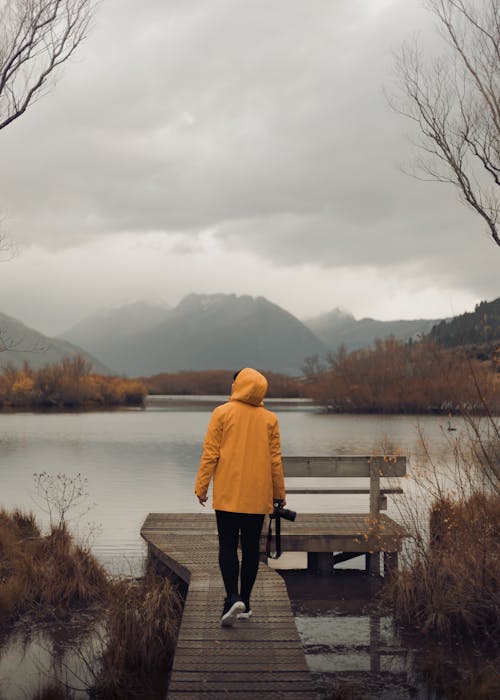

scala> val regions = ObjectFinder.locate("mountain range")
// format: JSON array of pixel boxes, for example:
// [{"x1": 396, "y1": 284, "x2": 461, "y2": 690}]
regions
[
  {"x1": 60, "y1": 294, "x2": 444, "y2": 375},
  {"x1": 62, "y1": 294, "x2": 329, "y2": 375},
  {"x1": 3, "y1": 294, "x2": 495, "y2": 376},
  {"x1": 305, "y1": 308, "x2": 440, "y2": 351}
]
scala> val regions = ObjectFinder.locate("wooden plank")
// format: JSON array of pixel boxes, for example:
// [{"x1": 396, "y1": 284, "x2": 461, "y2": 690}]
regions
[
  {"x1": 168, "y1": 680, "x2": 315, "y2": 691},
  {"x1": 173, "y1": 660, "x2": 306, "y2": 671},
  {"x1": 175, "y1": 642, "x2": 304, "y2": 653},
  {"x1": 283, "y1": 455, "x2": 406, "y2": 477}
]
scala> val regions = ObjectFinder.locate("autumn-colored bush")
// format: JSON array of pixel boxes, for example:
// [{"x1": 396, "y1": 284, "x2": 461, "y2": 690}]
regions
[
  {"x1": 304, "y1": 339, "x2": 499, "y2": 414},
  {"x1": 0, "y1": 357, "x2": 147, "y2": 409}
]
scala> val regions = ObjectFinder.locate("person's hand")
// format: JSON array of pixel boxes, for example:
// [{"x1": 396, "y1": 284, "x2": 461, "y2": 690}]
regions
[{"x1": 197, "y1": 494, "x2": 208, "y2": 506}]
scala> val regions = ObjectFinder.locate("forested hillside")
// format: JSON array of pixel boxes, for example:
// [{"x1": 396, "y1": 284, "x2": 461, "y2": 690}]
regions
[{"x1": 429, "y1": 298, "x2": 500, "y2": 348}]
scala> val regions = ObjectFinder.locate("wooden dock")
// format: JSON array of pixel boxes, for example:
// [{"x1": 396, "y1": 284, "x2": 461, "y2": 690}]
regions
[
  {"x1": 142, "y1": 513, "x2": 316, "y2": 699},
  {"x1": 141, "y1": 510, "x2": 407, "y2": 699}
]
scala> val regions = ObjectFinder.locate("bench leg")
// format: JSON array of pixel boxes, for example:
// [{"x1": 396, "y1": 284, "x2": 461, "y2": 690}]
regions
[
  {"x1": 307, "y1": 552, "x2": 334, "y2": 575},
  {"x1": 366, "y1": 552, "x2": 381, "y2": 576}
]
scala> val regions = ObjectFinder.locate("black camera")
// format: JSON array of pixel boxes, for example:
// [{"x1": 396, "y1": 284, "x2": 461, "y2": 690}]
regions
[{"x1": 271, "y1": 501, "x2": 296, "y2": 522}]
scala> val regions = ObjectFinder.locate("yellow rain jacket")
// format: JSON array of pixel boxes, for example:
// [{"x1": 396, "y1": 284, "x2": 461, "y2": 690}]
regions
[{"x1": 194, "y1": 368, "x2": 286, "y2": 514}]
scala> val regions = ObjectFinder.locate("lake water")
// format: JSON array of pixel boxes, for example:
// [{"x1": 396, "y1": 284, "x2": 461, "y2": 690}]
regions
[
  {"x1": 1, "y1": 396, "x2": 462, "y2": 571},
  {"x1": 0, "y1": 397, "x2": 468, "y2": 699}
]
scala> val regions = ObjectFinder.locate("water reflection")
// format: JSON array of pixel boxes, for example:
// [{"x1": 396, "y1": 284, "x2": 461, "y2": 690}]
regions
[
  {"x1": 283, "y1": 571, "x2": 423, "y2": 699},
  {"x1": 0, "y1": 614, "x2": 98, "y2": 700}
]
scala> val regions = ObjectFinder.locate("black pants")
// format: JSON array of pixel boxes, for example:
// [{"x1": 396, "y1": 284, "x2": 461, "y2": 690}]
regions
[{"x1": 215, "y1": 510, "x2": 265, "y2": 603}]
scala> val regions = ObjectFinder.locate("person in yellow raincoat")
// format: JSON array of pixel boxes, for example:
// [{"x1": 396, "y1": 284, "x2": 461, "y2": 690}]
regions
[{"x1": 195, "y1": 367, "x2": 286, "y2": 626}]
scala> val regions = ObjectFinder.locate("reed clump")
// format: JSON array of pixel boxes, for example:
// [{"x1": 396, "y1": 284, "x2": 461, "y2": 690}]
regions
[
  {"x1": 0, "y1": 507, "x2": 183, "y2": 698},
  {"x1": 92, "y1": 571, "x2": 182, "y2": 698},
  {"x1": 0, "y1": 508, "x2": 108, "y2": 624},
  {"x1": 415, "y1": 645, "x2": 500, "y2": 700},
  {"x1": 389, "y1": 491, "x2": 500, "y2": 644}
]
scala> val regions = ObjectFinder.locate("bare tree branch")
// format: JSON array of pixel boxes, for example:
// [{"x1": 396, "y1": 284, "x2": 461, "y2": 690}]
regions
[
  {"x1": 0, "y1": 0, "x2": 93, "y2": 131},
  {"x1": 390, "y1": 0, "x2": 500, "y2": 247}
]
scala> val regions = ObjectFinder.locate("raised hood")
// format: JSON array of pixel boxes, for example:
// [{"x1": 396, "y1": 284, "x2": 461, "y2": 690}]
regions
[{"x1": 230, "y1": 367, "x2": 268, "y2": 407}]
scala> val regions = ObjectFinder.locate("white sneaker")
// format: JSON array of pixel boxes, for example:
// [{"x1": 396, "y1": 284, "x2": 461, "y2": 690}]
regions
[{"x1": 221, "y1": 596, "x2": 245, "y2": 627}]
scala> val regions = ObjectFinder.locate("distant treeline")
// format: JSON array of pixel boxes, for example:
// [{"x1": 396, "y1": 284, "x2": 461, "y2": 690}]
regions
[
  {"x1": 143, "y1": 370, "x2": 305, "y2": 398},
  {"x1": 0, "y1": 356, "x2": 146, "y2": 409},
  {"x1": 303, "y1": 338, "x2": 500, "y2": 414}
]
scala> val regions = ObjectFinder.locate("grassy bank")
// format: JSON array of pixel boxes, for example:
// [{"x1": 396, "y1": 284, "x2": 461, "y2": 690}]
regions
[
  {"x1": 0, "y1": 356, "x2": 146, "y2": 410},
  {"x1": 0, "y1": 508, "x2": 182, "y2": 698}
]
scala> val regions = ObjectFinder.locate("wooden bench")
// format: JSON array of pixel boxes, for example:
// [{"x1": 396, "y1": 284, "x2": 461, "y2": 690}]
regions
[{"x1": 277, "y1": 455, "x2": 407, "y2": 576}]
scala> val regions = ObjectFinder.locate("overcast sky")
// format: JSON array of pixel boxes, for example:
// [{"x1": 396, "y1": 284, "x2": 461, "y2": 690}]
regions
[{"x1": 0, "y1": 0, "x2": 498, "y2": 336}]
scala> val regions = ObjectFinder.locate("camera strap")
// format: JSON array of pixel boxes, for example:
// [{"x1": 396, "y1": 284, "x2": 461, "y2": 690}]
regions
[{"x1": 266, "y1": 514, "x2": 281, "y2": 559}]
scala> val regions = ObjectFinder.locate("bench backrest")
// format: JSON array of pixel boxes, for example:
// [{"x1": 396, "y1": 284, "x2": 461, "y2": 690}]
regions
[
  {"x1": 283, "y1": 455, "x2": 406, "y2": 478},
  {"x1": 282, "y1": 455, "x2": 407, "y2": 519}
]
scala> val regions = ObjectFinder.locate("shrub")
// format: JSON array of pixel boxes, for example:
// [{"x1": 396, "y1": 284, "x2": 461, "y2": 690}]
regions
[
  {"x1": 0, "y1": 357, "x2": 147, "y2": 410},
  {"x1": 304, "y1": 339, "x2": 499, "y2": 414}
]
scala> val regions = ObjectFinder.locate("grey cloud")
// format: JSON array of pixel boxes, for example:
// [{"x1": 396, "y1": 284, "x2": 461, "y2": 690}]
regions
[
  {"x1": 0, "y1": 0, "x2": 497, "y2": 310},
  {"x1": 0, "y1": 1, "x2": 429, "y2": 240}
]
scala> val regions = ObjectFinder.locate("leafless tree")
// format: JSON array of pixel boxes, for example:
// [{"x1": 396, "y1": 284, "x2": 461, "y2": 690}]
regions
[
  {"x1": 390, "y1": 0, "x2": 499, "y2": 247},
  {"x1": 0, "y1": 0, "x2": 93, "y2": 132}
]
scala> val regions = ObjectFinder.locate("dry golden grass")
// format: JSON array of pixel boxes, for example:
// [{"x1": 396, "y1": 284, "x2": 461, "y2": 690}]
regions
[
  {"x1": 91, "y1": 571, "x2": 182, "y2": 698},
  {"x1": 0, "y1": 510, "x2": 109, "y2": 624},
  {"x1": 0, "y1": 508, "x2": 183, "y2": 698},
  {"x1": 388, "y1": 491, "x2": 500, "y2": 643},
  {"x1": 415, "y1": 646, "x2": 500, "y2": 700}
]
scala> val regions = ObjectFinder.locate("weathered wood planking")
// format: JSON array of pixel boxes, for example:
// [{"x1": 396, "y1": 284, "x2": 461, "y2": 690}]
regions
[
  {"x1": 141, "y1": 513, "x2": 317, "y2": 699},
  {"x1": 143, "y1": 512, "x2": 407, "y2": 554}
]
